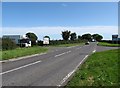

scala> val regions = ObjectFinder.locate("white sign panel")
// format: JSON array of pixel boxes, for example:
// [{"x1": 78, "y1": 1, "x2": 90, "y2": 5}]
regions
[{"x1": 43, "y1": 38, "x2": 49, "y2": 44}]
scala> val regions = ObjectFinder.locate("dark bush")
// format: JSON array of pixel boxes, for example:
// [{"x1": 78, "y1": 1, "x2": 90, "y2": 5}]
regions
[
  {"x1": 37, "y1": 40, "x2": 43, "y2": 46},
  {"x1": 49, "y1": 39, "x2": 86, "y2": 46},
  {"x1": 100, "y1": 40, "x2": 120, "y2": 44},
  {"x1": 2, "y1": 38, "x2": 17, "y2": 50},
  {"x1": 37, "y1": 39, "x2": 86, "y2": 46}
]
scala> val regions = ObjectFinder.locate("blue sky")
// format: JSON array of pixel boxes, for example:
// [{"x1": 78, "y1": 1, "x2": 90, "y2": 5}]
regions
[{"x1": 2, "y1": 2, "x2": 118, "y2": 40}]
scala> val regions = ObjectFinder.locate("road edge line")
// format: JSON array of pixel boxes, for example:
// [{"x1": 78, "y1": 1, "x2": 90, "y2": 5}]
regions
[{"x1": 57, "y1": 55, "x2": 89, "y2": 87}]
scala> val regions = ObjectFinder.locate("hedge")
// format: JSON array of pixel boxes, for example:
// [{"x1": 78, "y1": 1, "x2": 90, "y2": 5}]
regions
[{"x1": 2, "y1": 38, "x2": 17, "y2": 50}]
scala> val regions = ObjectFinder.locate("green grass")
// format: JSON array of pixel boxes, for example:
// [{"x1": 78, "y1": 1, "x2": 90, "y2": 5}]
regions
[
  {"x1": 0, "y1": 51, "x2": 2, "y2": 60},
  {"x1": 1, "y1": 46, "x2": 48, "y2": 60},
  {"x1": 1, "y1": 43, "x2": 84, "y2": 60},
  {"x1": 66, "y1": 49, "x2": 119, "y2": 87},
  {"x1": 98, "y1": 42, "x2": 120, "y2": 47},
  {"x1": 51, "y1": 43, "x2": 84, "y2": 47}
]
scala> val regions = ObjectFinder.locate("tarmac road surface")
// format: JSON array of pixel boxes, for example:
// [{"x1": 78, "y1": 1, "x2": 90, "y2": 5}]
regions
[{"x1": 1, "y1": 42, "x2": 118, "y2": 87}]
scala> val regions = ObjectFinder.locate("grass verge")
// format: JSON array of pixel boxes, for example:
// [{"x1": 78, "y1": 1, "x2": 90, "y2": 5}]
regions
[
  {"x1": 66, "y1": 49, "x2": 119, "y2": 87},
  {"x1": 0, "y1": 51, "x2": 1, "y2": 60},
  {"x1": 1, "y1": 46, "x2": 48, "y2": 60},
  {"x1": 98, "y1": 42, "x2": 120, "y2": 47}
]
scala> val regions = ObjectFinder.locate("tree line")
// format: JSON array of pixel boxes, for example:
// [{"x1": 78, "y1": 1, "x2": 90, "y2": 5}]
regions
[
  {"x1": 27, "y1": 30, "x2": 103, "y2": 46},
  {"x1": 2, "y1": 30, "x2": 103, "y2": 50},
  {"x1": 61, "y1": 30, "x2": 103, "y2": 41}
]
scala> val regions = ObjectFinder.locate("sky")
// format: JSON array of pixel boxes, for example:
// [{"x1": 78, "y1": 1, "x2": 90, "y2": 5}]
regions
[{"x1": 2, "y1": 2, "x2": 118, "y2": 40}]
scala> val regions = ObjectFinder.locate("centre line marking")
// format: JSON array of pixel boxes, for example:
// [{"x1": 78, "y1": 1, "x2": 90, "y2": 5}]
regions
[
  {"x1": 0, "y1": 60, "x2": 41, "y2": 75},
  {"x1": 55, "y1": 51, "x2": 71, "y2": 57},
  {"x1": 55, "y1": 52, "x2": 66, "y2": 57},
  {"x1": 66, "y1": 50, "x2": 71, "y2": 53}
]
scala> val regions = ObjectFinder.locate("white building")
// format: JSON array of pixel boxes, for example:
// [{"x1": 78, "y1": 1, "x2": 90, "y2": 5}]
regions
[
  {"x1": 43, "y1": 37, "x2": 49, "y2": 45},
  {"x1": 3, "y1": 35, "x2": 31, "y2": 47}
]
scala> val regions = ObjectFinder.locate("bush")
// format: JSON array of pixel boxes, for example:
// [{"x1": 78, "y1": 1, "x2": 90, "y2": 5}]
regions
[
  {"x1": 100, "y1": 40, "x2": 120, "y2": 44},
  {"x1": 37, "y1": 40, "x2": 43, "y2": 46},
  {"x1": 49, "y1": 39, "x2": 86, "y2": 46},
  {"x1": 37, "y1": 39, "x2": 86, "y2": 46},
  {"x1": 0, "y1": 38, "x2": 2, "y2": 50},
  {"x1": 2, "y1": 38, "x2": 17, "y2": 50}
]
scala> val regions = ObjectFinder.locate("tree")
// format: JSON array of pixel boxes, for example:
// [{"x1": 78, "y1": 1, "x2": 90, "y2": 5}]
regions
[
  {"x1": 0, "y1": 38, "x2": 1, "y2": 50},
  {"x1": 92, "y1": 34, "x2": 103, "y2": 41},
  {"x1": 70, "y1": 32, "x2": 77, "y2": 41},
  {"x1": 82, "y1": 33, "x2": 92, "y2": 41},
  {"x1": 26, "y1": 32, "x2": 38, "y2": 45},
  {"x1": 78, "y1": 35, "x2": 82, "y2": 40},
  {"x1": 44, "y1": 36, "x2": 50, "y2": 40},
  {"x1": 62, "y1": 30, "x2": 71, "y2": 41}
]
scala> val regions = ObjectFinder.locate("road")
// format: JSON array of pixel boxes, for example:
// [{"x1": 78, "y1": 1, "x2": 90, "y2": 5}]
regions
[{"x1": 1, "y1": 42, "x2": 118, "y2": 87}]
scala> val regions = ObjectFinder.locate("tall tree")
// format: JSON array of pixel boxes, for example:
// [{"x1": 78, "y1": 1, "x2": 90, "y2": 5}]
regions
[
  {"x1": 0, "y1": 38, "x2": 1, "y2": 50},
  {"x1": 62, "y1": 30, "x2": 71, "y2": 41},
  {"x1": 82, "y1": 33, "x2": 92, "y2": 41},
  {"x1": 44, "y1": 36, "x2": 50, "y2": 40},
  {"x1": 70, "y1": 32, "x2": 77, "y2": 41},
  {"x1": 26, "y1": 32, "x2": 38, "y2": 45},
  {"x1": 78, "y1": 35, "x2": 82, "y2": 40},
  {"x1": 92, "y1": 34, "x2": 103, "y2": 41}
]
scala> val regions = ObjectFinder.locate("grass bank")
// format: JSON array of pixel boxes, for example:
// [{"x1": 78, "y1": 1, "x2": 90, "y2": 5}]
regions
[
  {"x1": 0, "y1": 51, "x2": 1, "y2": 60},
  {"x1": 66, "y1": 49, "x2": 119, "y2": 87},
  {"x1": 98, "y1": 42, "x2": 120, "y2": 47},
  {"x1": 1, "y1": 46, "x2": 48, "y2": 60}
]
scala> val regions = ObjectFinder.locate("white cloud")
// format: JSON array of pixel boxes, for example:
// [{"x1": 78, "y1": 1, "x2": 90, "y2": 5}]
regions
[
  {"x1": 2, "y1": 26, "x2": 118, "y2": 40},
  {"x1": 61, "y1": 3, "x2": 68, "y2": 7}
]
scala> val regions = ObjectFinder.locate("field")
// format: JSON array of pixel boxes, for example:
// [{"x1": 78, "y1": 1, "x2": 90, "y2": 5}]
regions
[
  {"x1": 98, "y1": 42, "x2": 120, "y2": 47},
  {"x1": 66, "y1": 49, "x2": 119, "y2": 87},
  {"x1": 1, "y1": 46, "x2": 48, "y2": 60}
]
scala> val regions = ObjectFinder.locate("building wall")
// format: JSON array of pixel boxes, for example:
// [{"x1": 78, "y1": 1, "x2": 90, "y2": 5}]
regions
[{"x1": 3, "y1": 35, "x2": 21, "y2": 44}]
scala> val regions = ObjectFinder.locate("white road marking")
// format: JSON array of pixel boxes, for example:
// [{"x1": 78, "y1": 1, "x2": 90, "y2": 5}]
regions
[
  {"x1": 66, "y1": 50, "x2": 71, "y2": 53},
  {"x1": 0, "y1": 60, "x2": 42, "y2": 75},
  {"x1": 55, "y1": 51, "x2": 71, "y2": 57},
  {"x1": 60, "y1": 70, "x2": 75, "y2": 85},
  {"x1": 58, "y1": 55, "x2": 89, "y2": 86},
  {"x1": 93, "y1": 50, "x2": 96, "y2": 53},
  {"x1": 75, "y1": 55, "x2": 88, "y2": 70},
  {"x1": 55, "y1": 52, "x2": 66, "y2": 57}
]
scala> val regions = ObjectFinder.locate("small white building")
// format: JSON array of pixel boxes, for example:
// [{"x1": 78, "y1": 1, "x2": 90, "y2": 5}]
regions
[
  {"x1": 43, "y1": 37, "x2": 49, "y2": 45},
  {"x1": 3, "y1": 35, "x2": 31, "y2": 47}
]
